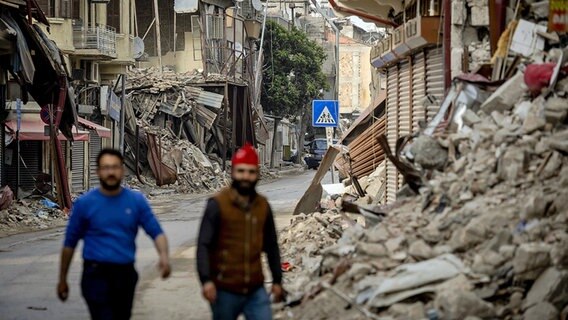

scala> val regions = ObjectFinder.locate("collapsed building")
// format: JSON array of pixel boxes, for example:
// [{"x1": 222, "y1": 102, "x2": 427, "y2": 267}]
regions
[{"x1": 279, "y1": 1, "x2": 568, "y2": 320}]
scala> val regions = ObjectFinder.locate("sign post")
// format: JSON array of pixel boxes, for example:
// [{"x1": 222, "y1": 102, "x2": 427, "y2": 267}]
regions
[
  {"x1": 16, "y1": 99, "x2": 21, "y2": 199},
  {"x1": 312, "y1": 100, "x2": 339, "y2": 183}
]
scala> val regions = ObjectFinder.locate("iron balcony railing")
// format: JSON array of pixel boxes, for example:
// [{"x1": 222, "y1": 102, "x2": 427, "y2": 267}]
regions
[{"x1": 73, "y1": 20, "x2": 117, "y2": 57}]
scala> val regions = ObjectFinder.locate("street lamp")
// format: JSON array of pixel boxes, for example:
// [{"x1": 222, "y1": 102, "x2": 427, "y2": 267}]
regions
[{"x1": 289, "y1": 2, "x2": 296, "y2": 29}]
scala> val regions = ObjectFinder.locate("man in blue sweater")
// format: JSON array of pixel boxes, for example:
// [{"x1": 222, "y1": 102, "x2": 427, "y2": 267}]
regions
[{"x1": 57, "y1": 148, "x2": 171, "y2": 319}]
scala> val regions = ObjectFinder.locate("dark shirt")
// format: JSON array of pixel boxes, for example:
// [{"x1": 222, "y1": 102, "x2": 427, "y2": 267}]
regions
[
  {"x1": 197, "y1": 197, "x2": 282, "y2": 285},
  {"x1": 64, "y1": 188, "x2": 164, "y2": 264}
]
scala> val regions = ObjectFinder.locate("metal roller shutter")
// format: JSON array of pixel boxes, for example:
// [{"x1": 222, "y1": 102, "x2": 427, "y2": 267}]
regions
[
  {"x1": 386, "y1": 65, "x2": 399, "y2": 204},
  {"x1": 397, "y1": 60, "x2": 411, "y2": 189},
  {"x1": 425, "y1": 48, "x2": 444, "y2": 122},
  {"x1": 412, "y1": 52, "x2": 427, "y2": 132},
  {"x1": 89, "y1": 133, "x2": 101, "y2": 189},
  {"x1": 71, "y1": 142, "x2": 85, "y2": 192},
  {"x1": 6, "y1": 141, "x2": 41, "y2": 192}
]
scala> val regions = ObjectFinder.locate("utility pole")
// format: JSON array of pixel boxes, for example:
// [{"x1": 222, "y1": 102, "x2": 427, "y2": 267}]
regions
[
  {"x1": 310, "y1": 0, "x2": 339, "y2": 183},
  {"x1": 119, "y1": 74, "x2": 126, "y2": 154},
  {"x1": 153, "y1": 0, "x2": 163, "y2": 72}
]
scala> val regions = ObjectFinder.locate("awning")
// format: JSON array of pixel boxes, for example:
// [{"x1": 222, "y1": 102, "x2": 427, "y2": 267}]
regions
[
  {"x1": 78, "y1": 117, "x2": 112, "y2": 139},
  {"x1": 5, "y1": 114, "x2": 89, "y2": 141}
]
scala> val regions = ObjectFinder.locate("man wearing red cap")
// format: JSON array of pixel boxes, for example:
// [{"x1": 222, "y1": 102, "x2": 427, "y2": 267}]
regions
[{"x1": 197, "y1": 143, "x2": 284, "y2": 320}]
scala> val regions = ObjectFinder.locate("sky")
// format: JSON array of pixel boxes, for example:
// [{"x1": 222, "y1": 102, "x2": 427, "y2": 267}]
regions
[{"x1": 348, "y1": 16, "x2": 381, "y2": 32}]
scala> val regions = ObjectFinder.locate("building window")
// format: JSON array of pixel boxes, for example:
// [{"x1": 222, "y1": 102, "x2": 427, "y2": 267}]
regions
[
  {"x1": 107, "y1": 0, "x2": 121, "y2": 33},
  {"x1": 36, "y1": 0, "x2": 80, "y2": 19}
]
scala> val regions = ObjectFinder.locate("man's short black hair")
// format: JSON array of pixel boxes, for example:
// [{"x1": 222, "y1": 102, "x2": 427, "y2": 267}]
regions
[{"x1": 97, "y1": 148, "x2": 124, "y2": 167}]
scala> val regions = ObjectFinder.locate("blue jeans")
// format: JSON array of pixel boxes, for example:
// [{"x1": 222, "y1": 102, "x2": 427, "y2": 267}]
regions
[{"x1": 211, "y1": 287, "x2": 272, "y2": 320}]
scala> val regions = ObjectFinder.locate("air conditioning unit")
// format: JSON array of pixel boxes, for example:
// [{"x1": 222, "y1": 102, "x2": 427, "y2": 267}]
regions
[{"x1": 72, "y1": 69, "x2": 86, "y2": 81}]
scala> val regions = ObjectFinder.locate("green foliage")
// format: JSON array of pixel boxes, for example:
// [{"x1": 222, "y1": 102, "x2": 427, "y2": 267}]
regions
[{"x1": 261, "y1": 21, "x2": 329, "y2": 118}]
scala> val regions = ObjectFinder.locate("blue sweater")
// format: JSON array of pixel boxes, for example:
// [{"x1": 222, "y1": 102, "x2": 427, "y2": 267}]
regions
[{"x1": 64, "y1": 188, "x2": 164, "y2": 264}]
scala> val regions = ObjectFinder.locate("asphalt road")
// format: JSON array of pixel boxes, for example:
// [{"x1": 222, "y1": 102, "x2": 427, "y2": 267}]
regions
[{"x1": 0, "y1": 170, "x2": 332, "y2": 320}]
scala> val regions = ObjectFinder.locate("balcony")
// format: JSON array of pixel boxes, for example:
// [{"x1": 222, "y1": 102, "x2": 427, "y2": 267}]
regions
[
  {"x1": 370, "y1": 15, "x2": 442, "y2": 69},
  {"x1": 73, "y1": 21, "x2": 117, "y2": 60},
  {"x1": 405, "y1": 16, "x2": 441, "y2": 49}
]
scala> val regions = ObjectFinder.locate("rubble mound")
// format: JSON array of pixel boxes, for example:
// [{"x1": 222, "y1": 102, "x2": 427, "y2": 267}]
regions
[
  {"x1": 0, "y1": 197, "x2": 66, "y2": 237},
  {"x1": 276, "y1": 78, "x2": 568, "y2": 319}
]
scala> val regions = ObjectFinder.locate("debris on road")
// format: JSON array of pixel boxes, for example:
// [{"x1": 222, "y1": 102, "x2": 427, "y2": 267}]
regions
[
  {"x1": 276, "y1": 11, "x2": 568, "y2": 320},
  {"x1": 0, "y1": 194, "x2": 67, "y2": 237}
]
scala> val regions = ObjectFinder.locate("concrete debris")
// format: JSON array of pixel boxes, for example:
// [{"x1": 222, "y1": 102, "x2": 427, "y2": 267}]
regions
[
  {"x1": 523, "y1": 267, "x2": 568, "y2": 310},
  {"x1": 523, "y1": 302, "x2": 559, "y2": 320},
  {"x1": 481, "y1": 72, "x2": 525, "y2": 113},
  {"x1": 435, "y1": 291, "x2": 496, "y2": 319},
  {"x1": 276, "y1": 9, "x2": 568, "y2": 320},
  {"x1": 0, "y1": 197, "x2": 66, "y2": 237},
  {"x1": 513, "y1": 243, "x2": 551, "y2": 280}
]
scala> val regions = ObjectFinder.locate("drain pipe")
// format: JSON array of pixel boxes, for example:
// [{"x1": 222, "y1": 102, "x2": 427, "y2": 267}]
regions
[{"x1": 443, "y1": 0, "x2": 452, "y2": 90}]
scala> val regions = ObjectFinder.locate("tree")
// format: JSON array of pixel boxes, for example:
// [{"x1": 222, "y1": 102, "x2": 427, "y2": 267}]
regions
[{"x1": 261, "y1": 21, "x2": 329, "y2": 163}]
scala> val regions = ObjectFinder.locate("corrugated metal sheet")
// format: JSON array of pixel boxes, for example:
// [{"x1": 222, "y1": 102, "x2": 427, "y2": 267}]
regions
[
  {"x1": 89, "y1": 132, "x2": 101, "y2": 189},
  {"x1": 72, "y1": 142, "x2": 85, "y2": 192},
  {"x1": 196, "y1": 90, "x2": 224, "y2": 109},
  {"x1": 412, "y1": 52, "x2": 426, "y2": 132},
  {"x1": 195, "y1": 104, "x2": 218, "y2": 130},
  {"x1": 426, "y1": 48, "x2": 444, "y2": 122},
  {"x1": 386, "y1": 65, "x2": 398, "y2": 204},
  {"x1": 347, "y1": 117, "x2": 386, "y2": 178}
]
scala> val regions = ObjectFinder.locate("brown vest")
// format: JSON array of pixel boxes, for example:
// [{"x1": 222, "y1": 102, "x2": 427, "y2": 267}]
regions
[{"x1": 211, "y1": 187, "x2": 269, "y2": 294}]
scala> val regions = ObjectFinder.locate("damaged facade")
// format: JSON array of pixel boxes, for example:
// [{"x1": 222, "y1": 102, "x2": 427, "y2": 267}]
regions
[
  {"x1": 333, "y1": 0, "x2": 503, "y2": 204},
  {"x1": 281, "y1": 0, "x2": 568, "y2": 319},
  {"x1": 1, "y1": 0, "x2": 136, "y2": 209},
  {"x1": 137, "y1": 0, "x2": 270, "y2": 168}
]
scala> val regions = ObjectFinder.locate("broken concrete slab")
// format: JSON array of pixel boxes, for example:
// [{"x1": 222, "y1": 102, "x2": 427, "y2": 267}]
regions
[
  {"x1": 523, "y1": 302, "x2": 559, "y2": 320},
  {"x1": 388, "y1": 302, "x2": 425, "y2": 320},
  {"x1": 523, "y1": 267, "x2": 568, "y2": 310},
  {"x1": 436, "y1": 291, "x2": 496, "y2": 319},
  {"x1": 410, "y1": 135, "x2": 448, "y2": 170},
  {"x1": 409, "y1": 239, "x2": 434, "y2": 260},
  {"x1": 368, "y1": 254, "x2": 466, "y2": 298},
  {"x1": 356, "y1": 242, "x2": 389, "y2": 257},
  {"x1": 498, "y1": 147, "x2": 529, "y2": 180},
  {"x1": 481, "y1": 72, "x2": 525, "y2": 114},
  {"x1": 513, "y1": 243, "x2": 551, "y2": 280},
  {"x1": 462, "y1": 109, "x2": 482, "y2": 127}
]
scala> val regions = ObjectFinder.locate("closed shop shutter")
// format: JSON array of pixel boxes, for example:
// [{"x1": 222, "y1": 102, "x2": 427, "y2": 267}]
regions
[
  {"x1": 385, "y1": 65, "x2": 399, "y2": 204},
  {"x1": 397, "y1": 60, "x2": 412, "y2": 189},
  {"x1": 425, "y1": 48, "x2": 444, "y2": 122},
  {"x1": 71, "y1": 142, "x2": 85, "y2": 192},
  {"x1": 89, "y1": 133, "x2": 102, "y2": 189},
  {"x1": 412, "y1": 52, "x2": 427, "y2": 132},
  {"x1": 6, "y1": 141, "x2": 41, "y2": 192}
]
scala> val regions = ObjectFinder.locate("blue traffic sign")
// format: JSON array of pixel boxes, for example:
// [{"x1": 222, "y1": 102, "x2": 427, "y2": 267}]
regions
[{"x1": 312, "y1": 100, "x2": 339, "y2": 127}]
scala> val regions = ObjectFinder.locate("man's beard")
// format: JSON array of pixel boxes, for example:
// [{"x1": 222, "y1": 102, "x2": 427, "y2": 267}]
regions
[
  {"x1": 231, "y1": 179, "x2": 258, "y2": 196},
  {"x1": 100, "y1": 177, "x2": 121, "y2": 191}
]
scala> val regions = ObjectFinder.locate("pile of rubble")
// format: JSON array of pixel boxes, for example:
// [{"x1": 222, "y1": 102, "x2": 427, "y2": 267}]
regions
[
  {"x1": 124, "y1": 121, "x2": 230, "y2": 195},
  {"x1": 276, "y1": 55, "x2": 568, "y2": 320},
  {"x1": 0, "y1": 196, "x2": 66, "y2": 237}
]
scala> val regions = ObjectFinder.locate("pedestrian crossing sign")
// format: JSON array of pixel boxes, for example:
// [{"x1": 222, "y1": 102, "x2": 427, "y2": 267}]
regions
[{"x1": 312, "y1": 100, "x2": 339, "y2": 127}]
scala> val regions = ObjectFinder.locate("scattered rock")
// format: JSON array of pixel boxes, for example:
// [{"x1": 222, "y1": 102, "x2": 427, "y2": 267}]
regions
[
  {"x1": 408, "y1": 239, "x2": 434, "y2": 260},
  {"x1": 523, "y1": 267, "x2": 568, "y2": 310},
  {"x1": 523, "y1": 302, "x2": 559, "y2": 320},
  {"x1": 513, "y1": 243, "x2": 551, "y2": 280},
  {"x1": 436, "y1": 291, "x2": 496, "y2": 319}
]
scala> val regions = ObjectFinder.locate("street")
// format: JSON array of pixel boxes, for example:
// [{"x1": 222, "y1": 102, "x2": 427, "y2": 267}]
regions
[{"x1": 0, "y1": 170, "x2": 331, "y2": 320}]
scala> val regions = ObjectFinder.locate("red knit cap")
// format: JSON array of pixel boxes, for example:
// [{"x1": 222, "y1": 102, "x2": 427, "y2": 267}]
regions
[{"x1": 231, "y1": 143, "x2": 259, "y2": 167}]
